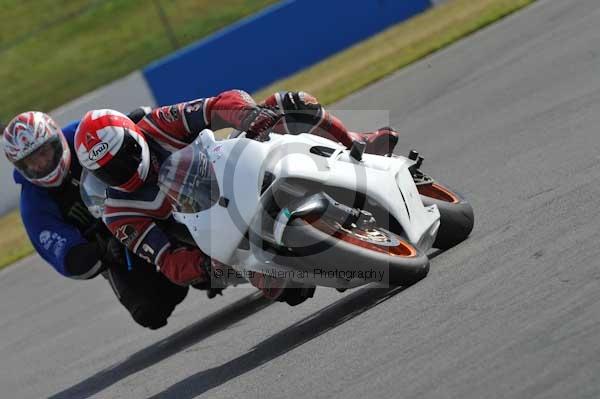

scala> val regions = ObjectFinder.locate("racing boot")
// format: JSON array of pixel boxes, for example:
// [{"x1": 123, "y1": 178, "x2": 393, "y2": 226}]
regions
[
  {"x1": 347, "y1": 127, "x2": 399, "y2": 156},
  {"x1": 192, "y1": 258, "x2": 229, "y2": 298},
  {"x1": 312, "y1": 112, "x2": 399, "y2": 155}
]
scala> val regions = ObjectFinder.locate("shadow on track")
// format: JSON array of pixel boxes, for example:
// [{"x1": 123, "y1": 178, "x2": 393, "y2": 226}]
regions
[
  {"x1": 49, "y1": 292, "x2": 273, "y2": 399},
  {"x1": 147, "y1": 282, "x2": 419, "y2": 399},
  {"x1": 52, "y1": 250, "x2": 443, "y2": 399}
]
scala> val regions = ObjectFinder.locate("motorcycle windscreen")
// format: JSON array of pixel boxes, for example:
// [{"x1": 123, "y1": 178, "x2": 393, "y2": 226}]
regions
[
  {"x1": 79, "y1": 169, "x2": 108, "y2": 219},
  {"x1": 158, "y1": 141, "x2": 220, "y2": 214}
]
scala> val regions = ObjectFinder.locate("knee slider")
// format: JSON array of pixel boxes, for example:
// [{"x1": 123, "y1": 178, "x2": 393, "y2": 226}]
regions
[{"x1": 131, "y1": 304, "x2": 170, "y2": 330}]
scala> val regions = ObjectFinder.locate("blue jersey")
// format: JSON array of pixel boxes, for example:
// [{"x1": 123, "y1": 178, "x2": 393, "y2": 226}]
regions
[{"x1": 15, "y1": 120, "x2": 90, "y2": 276}]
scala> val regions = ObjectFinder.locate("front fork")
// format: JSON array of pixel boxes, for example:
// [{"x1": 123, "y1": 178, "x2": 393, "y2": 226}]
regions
[{"x1": 273, "y1": 192, "x2": 375, "y2": 245}]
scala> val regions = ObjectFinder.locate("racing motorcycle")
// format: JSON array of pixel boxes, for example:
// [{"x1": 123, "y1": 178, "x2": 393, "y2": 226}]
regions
[{"x1": 82, "y1": 130, "x2": 474, "y2": 305}]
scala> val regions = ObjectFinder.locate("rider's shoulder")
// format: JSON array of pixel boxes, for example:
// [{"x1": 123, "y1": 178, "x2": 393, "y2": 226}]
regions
[{"x1": 61, "y1": 120, "x2": 80, "y2": 142}]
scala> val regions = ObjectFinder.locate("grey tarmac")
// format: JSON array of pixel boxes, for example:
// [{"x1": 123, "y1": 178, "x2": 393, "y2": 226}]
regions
[{"x1": 1, "y1": 0, "x2": 600, "y2": 397}]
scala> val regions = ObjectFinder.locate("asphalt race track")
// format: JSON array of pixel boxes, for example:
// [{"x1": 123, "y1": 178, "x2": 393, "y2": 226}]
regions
[{"x1": 2, "y1": 0, "x2": 600, "y2": 397}]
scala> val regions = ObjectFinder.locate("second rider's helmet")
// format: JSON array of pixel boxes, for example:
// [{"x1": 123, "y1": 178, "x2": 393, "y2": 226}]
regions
[
  {"x1": 2, "y1": 111, "x2": 71, "y2": 187},
  {"x1": 74, "y1": 109, "x2": 150, "y2": 192}
]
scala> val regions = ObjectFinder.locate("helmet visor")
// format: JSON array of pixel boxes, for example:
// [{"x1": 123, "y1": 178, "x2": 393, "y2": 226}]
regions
[
  {"x1": 92, "y1": 132, "x2": 143, "y2": 187},
  {"x1": 14, "y1": 136, "x2": 63, "y2": 180}
]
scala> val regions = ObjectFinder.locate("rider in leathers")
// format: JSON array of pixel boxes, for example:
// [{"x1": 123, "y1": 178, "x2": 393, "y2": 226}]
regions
[
  {"x1": 74, "y1": 90, "x2": 399, "y2": 299},
  {"x1": 2, "y1": 110, "x2": 188, "y2": 329}
]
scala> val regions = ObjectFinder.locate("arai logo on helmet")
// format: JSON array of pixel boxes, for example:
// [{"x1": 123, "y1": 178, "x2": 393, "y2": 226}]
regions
[{"x1": 89, "y1": 142, "x2": 109, "y2": 161}]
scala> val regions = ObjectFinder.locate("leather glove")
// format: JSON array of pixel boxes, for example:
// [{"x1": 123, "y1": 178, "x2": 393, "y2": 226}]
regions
[
  {"x1": 160, "y1": 247, "x2": 208, "y2": 286},
  {"x1": 192, "y1": 255, "x2": 216, "y2": 291},
  {"x1": 126, "y1": 106, "x2": 152, "y2": 123},
  {"x1": 96, "y1": 234, "x2": 126, "y2": 266},
  {"x1": 242, "y1": 106, "x2": 282, "y2": 141}
]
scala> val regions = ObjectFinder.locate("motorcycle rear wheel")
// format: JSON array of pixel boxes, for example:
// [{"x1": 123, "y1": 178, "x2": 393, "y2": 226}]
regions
[{"x1": 418, "y1": 182, "x2": 474, "y2": 250}]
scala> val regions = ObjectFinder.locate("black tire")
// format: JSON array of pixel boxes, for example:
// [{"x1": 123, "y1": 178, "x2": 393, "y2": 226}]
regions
[
  {"x1": 281, "y1": 218, "x2": 430, "y2": 287},
  {"x1": 419, "y1": 183, "x2": 474, "y2": 250}
]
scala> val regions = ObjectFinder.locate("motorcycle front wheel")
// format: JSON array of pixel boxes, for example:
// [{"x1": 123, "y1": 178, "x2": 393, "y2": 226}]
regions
[{"x1": 281, "y1": 216, "x2": 430, "y2": 287}]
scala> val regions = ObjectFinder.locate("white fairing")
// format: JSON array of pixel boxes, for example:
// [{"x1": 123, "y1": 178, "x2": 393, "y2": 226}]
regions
[
  {"x1": 169, "y1": 130, "x2": 440, "y2": 268},
  {"x1": 79, "y1": 169, "x2": 107, "y2": 219},
  {"x1": 172, "y1": 130, "x2": 270, "y2": 263},
  {"x1": 267, "y1": 135, "x2": 440, "y2": 247}
]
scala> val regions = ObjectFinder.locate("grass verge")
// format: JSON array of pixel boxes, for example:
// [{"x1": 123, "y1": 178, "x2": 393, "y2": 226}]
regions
[
  {"x1": 0, "y1": 0, "x2": 534, "y2": 271},
  {"x1": 0, "y1": 209, "x2": 34, "y2": 270},
  {"x1": 0, "y1": 0, "x2": 278, "y2": 123}
]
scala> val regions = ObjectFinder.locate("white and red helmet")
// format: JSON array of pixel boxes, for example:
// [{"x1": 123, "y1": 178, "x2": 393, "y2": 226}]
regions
[
  {"x1": 2, "y1": 111, "x2": 71, "y2": 187},
  {"x1": 74, "y1": 109, "x2": 150, "y2": 192}
]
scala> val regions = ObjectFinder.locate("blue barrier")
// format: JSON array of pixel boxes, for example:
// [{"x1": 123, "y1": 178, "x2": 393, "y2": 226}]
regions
[{"x1": 143, "y1": 0, "x2": 432, "y2": 105}]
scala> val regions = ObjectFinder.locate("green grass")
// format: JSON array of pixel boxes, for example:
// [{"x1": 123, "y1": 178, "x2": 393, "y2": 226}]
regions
[
  {"x1": 0, "y1": 0, "x2": 278, "y2": 123},
  {"x1": 0, "y1": 210, "x2": 34, "y2": 268},
  {"x1": 0, "y1": 0, "x2": 93, "y2": 49},
  {"x1": 0, "y1": 0, "x2": 535, "y2": 271}
]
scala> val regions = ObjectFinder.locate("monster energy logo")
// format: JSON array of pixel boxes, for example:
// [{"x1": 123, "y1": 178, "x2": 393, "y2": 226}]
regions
[{"x1": 67, "y1": 202, "x2": 95, "y2": 226}]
